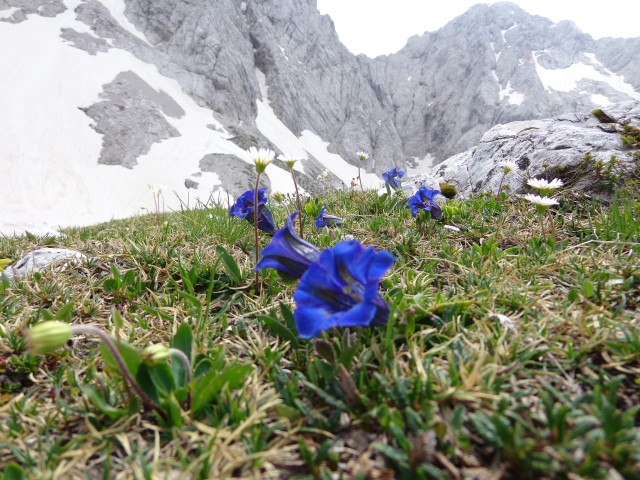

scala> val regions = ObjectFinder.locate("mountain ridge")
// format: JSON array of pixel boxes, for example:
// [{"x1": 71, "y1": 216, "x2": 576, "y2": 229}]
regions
[{"x1": 1, "y1": 0, "x2": 639, "y2": 234}]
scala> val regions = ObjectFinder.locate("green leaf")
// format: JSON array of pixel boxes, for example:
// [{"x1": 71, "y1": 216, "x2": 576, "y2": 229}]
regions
[
  {"x1": 79, "y1": 385, "x2": 128, "y2": 419},
  {"x1": 166, "y1": 394, "x2": 183, "y2": 428},
  {"x1": 2, "y1": 463, "x2": 26, "y2": 480},
  {"x1": 582, "y1": 280, "x2": 595, "y2": 298},
  {"x1": 215, "y1": 246, "x2": 242, "y2": 283},
  {"x1": 172, "y1": 324, "x2": 193, "y2": 361},
  {"x1": 258, "y1": 314, "x2": 299, "y2": 349},
  {"x1": 149, "y1": 363, "x2": 176, "y2": 396},
  {"x1": 135, "y1": 364, "x2": 160, "y2": 404},
  {"x1": 192, "y1": 363, "x2": 252, "y2": 416},
  {"x1": 99, "y1": 340, "x2": 141, "y2": 377},
  {"x1": 55, "y1": 301, "x2": 74, "y2": 321},
  {"x1": 112, "y1": 307, "x2": 124, "y2": 331},
  {"x1": 171, "y1": 324, "x2": 193, "y2": 387}
]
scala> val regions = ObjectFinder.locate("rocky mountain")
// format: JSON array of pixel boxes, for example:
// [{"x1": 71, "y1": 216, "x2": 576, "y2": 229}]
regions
[
  {"x1": 410, "y1": 101, "x2": 640, "y2": 198},
  {"x1": 1, "y1": 0, "x2": 639, "y2": 234},
  {"x1": 361, "y1": 2, "x2": 640, "y2": 166}
]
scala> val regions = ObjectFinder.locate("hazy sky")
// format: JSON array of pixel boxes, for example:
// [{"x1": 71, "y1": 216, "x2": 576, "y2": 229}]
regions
[{"x1": 316, "y1": 0, "x2": 640, "y2": 57}]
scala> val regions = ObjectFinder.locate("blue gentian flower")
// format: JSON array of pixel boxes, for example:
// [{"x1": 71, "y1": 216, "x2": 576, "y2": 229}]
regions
[
  {"x1": 293, "y1": 241, "x2": 395, "y2": 338},
  {"x1": 407, "y1": 187, "x2": 443, "y2": 219},
  {"x1": 381, "y1": 167, "x2": 406, "y2": 189},
  {"x1": 230, "y1": 187, "x2": 276, "y2": 233},
  {"x1": 255, "y1": 212, "x2": 321, "y2": 279},
  {"x1": 315, "y1": 206, "x2": 344, "y2": 230}
]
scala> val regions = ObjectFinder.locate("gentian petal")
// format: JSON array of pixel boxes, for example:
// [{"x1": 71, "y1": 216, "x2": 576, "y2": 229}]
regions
[
  {"x1": 315, "y1": 206, "x2": 344, "y2": 229},
  {"x1": 256, "y1": 212, "x2": 321, "y2": 278},
  {"x1": 230, "y1": 188, "x2": 275, "y2": 232},
  {"x1": 407, "y1": 187, "x2": 442, "y2": 219},
  {"x1": 293, "y1": 241, "x2": 395, "y2": 338}
]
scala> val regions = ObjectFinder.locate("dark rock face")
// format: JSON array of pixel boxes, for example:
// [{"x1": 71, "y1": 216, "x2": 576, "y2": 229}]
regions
[{"x1": 409, "y1": 101, "x2": 640, "y2": 197}]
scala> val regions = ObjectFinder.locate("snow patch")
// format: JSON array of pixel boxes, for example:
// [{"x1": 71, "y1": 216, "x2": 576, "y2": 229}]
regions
[
  {"x1": 533, "y1": 50, "x2": 640, "y2": 100},
  {"x1": 254, "y1": 69, "x2": 379, "y2": 188},
  {"x1": 406, "y1": 154, "x2": 435, "y2": 175},
  {"x1": 0, "y1": 7, "x2": 19, "y2": 20},
  {"x1": 0, "y1": 4, "x2": 244, "y2": 234},
  {"x1": 499, "y1": 81, "x2": 525, "y2": 105},
  {"x1": 590, "y1": 94, "x2": 611, "y2": 107},
  {"x1": 278, "y1": 44, "x2": 289, "y2": 61},
  {"x1": 100, "y1": 0, "x2": 151, "y2": 46}
]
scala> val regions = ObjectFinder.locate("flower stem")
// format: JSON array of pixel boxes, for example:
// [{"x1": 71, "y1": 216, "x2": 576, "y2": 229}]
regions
[
  {"x1": 290, "y1": 169, "x2": 304, "y2": 239},
  {"x1": 497, "y1": 174, "x2": 506, "y2": 196},
  {"x1": 69, "y1": 325, "x2": 164, "y2": 418},
  {"x1": 254, "y1": 174, "x2": 261, "y2": 292},
  {"x1": 357, "y1": 167, "x2": 364, "y2": 192}
]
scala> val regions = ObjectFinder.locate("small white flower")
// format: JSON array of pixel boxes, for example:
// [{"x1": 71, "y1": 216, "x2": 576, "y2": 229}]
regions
[
  {"x1": 248, "y1": 147, "x2": 275, "y2": 173},
  {"x1": 356, "y1": 151, "x2": 369, "y2": 161},
  {"x1": 499, "y1": 160, "x2": 518, "y2": 174},
  {"x1": 522, "y1": 193, "x2": 559, "y2": 207},
  {"x1": 277, "y1": 154, "x2": 299, "y2": 170},
  {"x1": 527, "y1": 177, "x2": 563, "y2": 191},
  {"x1": 488, "y1": 313, "x2": 517, "y2": 331}
]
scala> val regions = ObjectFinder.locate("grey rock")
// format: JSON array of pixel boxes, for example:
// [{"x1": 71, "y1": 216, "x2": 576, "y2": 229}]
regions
[
  {"x1": 81, "y1": 71, "x2": 181, "y2": 167},
  {"x1": 0, "y1": 0, "x2": 65, "y2": 23},
  {"x1": 411, "y1": 101, "x2": 640, "y2": 197},
  {"x1": 2, "y1": 248, "x2": 86, "y2": 282},
  {"x1": 184, "y1": 179, "x2": 198, "y2": 189},
  {"x1": 60, "y1": 28, "x2": 110, "y2": 55}
]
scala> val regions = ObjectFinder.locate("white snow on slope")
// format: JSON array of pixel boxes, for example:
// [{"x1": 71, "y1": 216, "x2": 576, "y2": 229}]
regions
[
  {"x1": 533, "y1": 50, "x2": 640, "y2": 101},
  {"x1": 499, "y1": 81, "x2": 524, "y2": 105},
  {"x1": 255, "y1": 69, "x2": 381, "y2": 188},
  {"x1": 0, "y1": 1, "x2": 242, "y2": 235},
  {"x1": 0, "y1": 2, "x2": 373, "y2": 235},
  {"x1": 100, "y1": 0, "x2": 152, "y2": 46},
  {"x1": 0, "y1": 7, "x2": 19, "y2": 20}
]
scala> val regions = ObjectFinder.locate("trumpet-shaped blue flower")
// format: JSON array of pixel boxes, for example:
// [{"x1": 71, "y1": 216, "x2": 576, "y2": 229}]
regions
[
  {"x1": 293, "y1": 241, "x2": 395, "y2": 339},
  {"x1": 230, "y1": 187, "x2": 276, "y2": 233},
  {"x1": 407, "y1": 187, "x2": 443, "y2": 219},
  {"x1": 382, "y1": 167, "x2": 405, "y2": 189},
  {"x1": 255, "y1": 212, "x2": 321, "y2": 279},
  {"x1": 315, "y1": 206, "x2": 344, "y2": 230}
]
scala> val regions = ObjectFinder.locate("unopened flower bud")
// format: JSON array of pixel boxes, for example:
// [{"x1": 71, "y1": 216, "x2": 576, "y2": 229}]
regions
[
  {"x1": 141, "y1": 344, "x2": 170, "y2": 366},
  {"x1": 27, "y1": 321, "x2": 72, "y2": 354}
]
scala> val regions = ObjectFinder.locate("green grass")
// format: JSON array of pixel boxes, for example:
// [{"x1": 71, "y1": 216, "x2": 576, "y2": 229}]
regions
[{"x1": 1, "y1": 186, "x2": 639, "y2": 479}]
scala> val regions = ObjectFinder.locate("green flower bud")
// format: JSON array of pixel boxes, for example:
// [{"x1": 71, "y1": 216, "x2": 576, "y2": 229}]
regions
[
  {"x1": 27, "y1": 321, "x2": 72, "y2": 354},
  {"x1": 272, "y1": 191, "x2": 285, "y2": 202},
  {"x1": 141, "y1": 344, "x2": 170, "y2": 366}
]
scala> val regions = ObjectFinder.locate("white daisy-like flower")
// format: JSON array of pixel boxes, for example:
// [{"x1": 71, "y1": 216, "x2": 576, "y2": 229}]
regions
[
  {"x1": 277, "y1": 154, "x2": 299, "y2": 170},
  {"x1": 499, "y1": 160, "x2": 518, "y2": 174},
  {"x1": 249, "y1": 147, "x2": 275, "y2": 173},
  {"x1": 527, "y1": 177, "x2": 563, "y2": 191},
  {"x1": 488, "y1": 313, "x2": 517, "y2": 331},
  {"x1": 356, "y1": 151, "x2": 369, "y2": 161},
  {"x1": 522, "y1": 193, "x2": 559, "y2": 207}
]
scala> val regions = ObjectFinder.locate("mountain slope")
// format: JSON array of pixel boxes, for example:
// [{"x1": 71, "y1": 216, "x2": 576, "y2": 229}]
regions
[
  {"x1": 360, "y1": 2, "x2": 640, "y2": 166},
  {"x1": 0, "y1": 0, "x2": 400, "y2": 234},
  {"x1": 1, "y1": 0, "x2": 639, "y2": 234}
]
